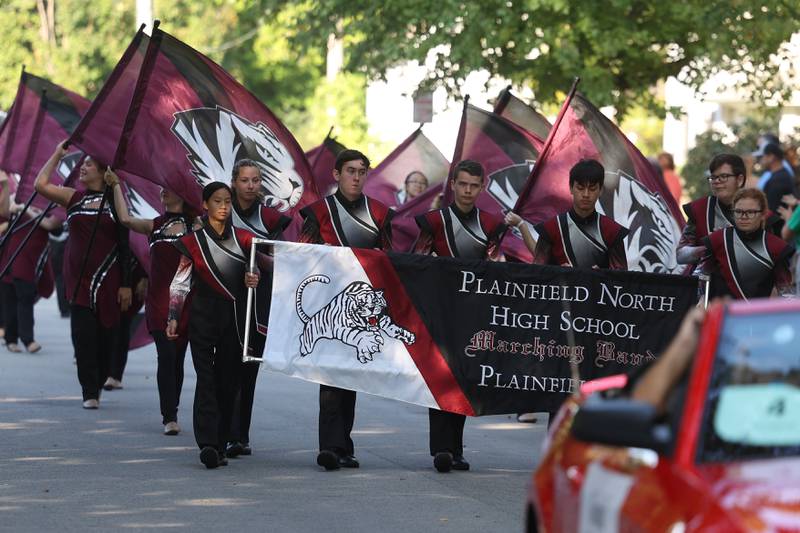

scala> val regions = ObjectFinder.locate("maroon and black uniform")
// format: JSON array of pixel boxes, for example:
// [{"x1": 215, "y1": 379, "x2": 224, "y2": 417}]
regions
[
  {"x1": 679, "y1": 196, "x2": 782, "y2": 265},
  {"x1": 147, "y1": 213, "x2": 193, "y2": 426},
  {"x1": 229, "y1": 195, "x2": 291, "y2": 449},
  {"x1": 299, "y1": 191, "x2": 393, "y2": 459},
  {"x1": 169, "y1": 219, "x2": 255, "y2": 452},
  {"x1": 64, "y1": 190, "x2": 131, "y2": 402},
  {"x1": 701, "y1": 226, "x2": 794, "y2": 300},
  {"x1": 299, "y1": 190, "x2": 393, "y2": 250},
  {"x1": 0, "y1": 212, "x2": 55, "y2": 347},
  {"x1": 414, "y1": 204, "x2": 506, "y2": 260},
  {"x1": 533, "y1": 209, "x2": 628, "y2": 270},
  {"x1": 414, "y1": 204, "x2": 506, "y2": 459}
]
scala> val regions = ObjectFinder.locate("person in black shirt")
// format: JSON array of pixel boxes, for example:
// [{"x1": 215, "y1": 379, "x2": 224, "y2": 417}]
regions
[{"x1": 758, "y1": 143, "x2": 797, "y2": 213}]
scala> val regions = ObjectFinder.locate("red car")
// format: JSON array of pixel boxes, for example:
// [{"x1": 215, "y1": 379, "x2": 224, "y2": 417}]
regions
[{"x1": 528, "y1": 298, "x2": 800, "y2": 532}]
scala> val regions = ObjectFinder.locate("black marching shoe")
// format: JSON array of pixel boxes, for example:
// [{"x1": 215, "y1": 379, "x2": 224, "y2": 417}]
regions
[
  {"x1": 225, "y1": 441, "x2": 244, "y2": 458},
  {"x1": 433, "y1": 452, "x2": 453, "y2": 473},
  {"x1": 452, "y1": 455, "x2": 470, "y2": 471},
  {"x1": 240, "y1": 442, "x2": 252, "y2": 456},
  {"x1": 317, "y1": 450, "x2": 340, "y2": 471},
  {"x1": 200, "y1": 446, "x2": 221, "y2": 469},
  {"x1": 338, "y1": 455, "x2": 360, "y2": 468}
]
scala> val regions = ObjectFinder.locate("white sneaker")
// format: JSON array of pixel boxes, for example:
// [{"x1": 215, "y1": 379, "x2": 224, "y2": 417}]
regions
[
  {"x1": 82, "y1": 399, "x2": 99, "y2": 409},
  {"x1": 103, "y1": 378, "x2": 123, "y2": 391},
  {"x1": 164, "y1": 422, "x2": 180, "y2": 436}
]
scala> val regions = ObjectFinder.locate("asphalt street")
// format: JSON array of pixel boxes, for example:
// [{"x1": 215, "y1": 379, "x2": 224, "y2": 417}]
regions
[{"x1": 0, "y1": 297, "x2": 547, "y2": 532}]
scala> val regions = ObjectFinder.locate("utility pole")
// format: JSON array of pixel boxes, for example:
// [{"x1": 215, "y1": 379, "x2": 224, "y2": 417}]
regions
[{"x1": 136, "y1": 0, "x2": 154, "y2": 32}]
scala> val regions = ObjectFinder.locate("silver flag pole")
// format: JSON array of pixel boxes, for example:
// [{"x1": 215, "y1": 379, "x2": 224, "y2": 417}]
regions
[
  {"x1": 242, "y1": 238, "x2": 275, "y2": 363},
  {"x1": 700, "y1": 273, "x2": 711, "y2": 309}
]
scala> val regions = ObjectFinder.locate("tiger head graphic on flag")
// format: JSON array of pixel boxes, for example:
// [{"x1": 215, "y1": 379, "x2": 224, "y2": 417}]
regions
[
  {"x1": 294, "y1": 275, "x2": 416, "y2": 364},
  {"x1": 598, "y1": 170, "x2": 682, "y2": 273},
  {"x1": 171, "y1": 106, "x2": 304, "y2": 212}
]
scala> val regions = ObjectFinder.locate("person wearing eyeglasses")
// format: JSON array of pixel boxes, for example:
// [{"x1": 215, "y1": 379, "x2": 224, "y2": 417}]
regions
[
  {"x1": 699, "y1": 188, "x2": 794, "y2": 300},
  {"x1": 678, "y1": 154, "x2": 780, "y2": 266},
  {"x1": 396, "y1": 171, "x2": 429, "y2": 205}
]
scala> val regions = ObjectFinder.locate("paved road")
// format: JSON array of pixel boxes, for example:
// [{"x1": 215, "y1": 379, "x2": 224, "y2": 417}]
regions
[{"x1": 0, "y1": 298, "x2": 546, "y2": 532}]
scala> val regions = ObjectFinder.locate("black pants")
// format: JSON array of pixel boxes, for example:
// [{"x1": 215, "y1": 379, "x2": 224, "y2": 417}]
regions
[
  {"x1": 50, "y1": 239, "x2": 69, "y2": 316},
  {"x1": 2, "y1": 279, "x2": 37, "y2": 345},
  {"x1": 153, "y1": 330, "x2": 188, "y2": 425},
  {"x1": 429, "y1": 409, "x2": 466, "y2": 456},
  {"x1": 108, "y1": 314, "x2": 131, "y2": 381},
  {"x1": 229, "y1": 333, "x2": 264, "y2": 445},
  {"x1": 70, "y1": 305, "x2": 116, "y2": 401},
  {"x1": 189, "y1": 297, "x2": 242, "y2": 451},
  {"x1": 319, "y1": 385, "x2": 356, "y2": 456}
]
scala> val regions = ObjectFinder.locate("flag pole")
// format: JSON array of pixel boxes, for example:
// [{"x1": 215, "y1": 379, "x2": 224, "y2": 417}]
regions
[
  {"x1": 0, "y1": 202, "x2": 58, "y2": 280},
  {"x1": 69, "y1": 22, "x2": 160, "y2": 304},
  {"x1": 2, "y1": 148, "x2": 79, "y2": 281},
  {"x1": 242, "y1": 237, "x2": 275, "y2": 363},
  {"x1": 0, "y1": 89, "x2": 48, "y2": 254},
  {"x1": 512, "y1": 77, "x2": 580, "y2": 214},
  {"x1": 492, "y1": 84, "x2": 513, "y2": 114},
  {"x1": 69, "y1": 180, "x2": 109, "y2": 305},
  {"x1": 242, "y1": 239, "x2": 259, "y2": 363},
  {"x1": 440, "y1": 95, "x2": 470, "y2": 205},
  {"x1": 496, "y1": 77, "x2": 580, "y2": 252}
]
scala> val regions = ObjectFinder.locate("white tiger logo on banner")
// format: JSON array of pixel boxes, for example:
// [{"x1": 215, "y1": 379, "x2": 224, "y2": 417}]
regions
[
  {"x1": 295, "y1": 275, "x2": 416, "y2": 364},
  {"x1": 266, "y1": 242, "x2": 436, "y2": 409}
]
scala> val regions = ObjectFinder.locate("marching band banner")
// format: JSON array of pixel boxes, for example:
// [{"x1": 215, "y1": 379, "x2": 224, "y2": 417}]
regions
[{"x1": 265, "y1": 242, "x2": 698, "y2": 416}]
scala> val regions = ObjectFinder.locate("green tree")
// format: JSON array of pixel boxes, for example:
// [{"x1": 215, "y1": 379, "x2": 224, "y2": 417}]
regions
[
  {"x1": 286, "y1": 0, "x2": 800, "y2": 117},
  {"x1": 681, "y1": 111, "x2": 791, "y2": 200},
  {"x1": 0, "y1": 0, "x2": 136, "y2": 108}
]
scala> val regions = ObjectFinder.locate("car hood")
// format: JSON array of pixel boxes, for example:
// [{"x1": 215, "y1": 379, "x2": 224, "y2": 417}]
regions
[{"x1": 696, "y1": 457, "x2": 800, "y2": 532}]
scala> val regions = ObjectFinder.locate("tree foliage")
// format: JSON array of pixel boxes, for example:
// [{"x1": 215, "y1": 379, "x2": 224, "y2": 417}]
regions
[
  {"x1": 286, "y1": 0, "x2": 800, "y2": 116},
  {"x1": 681, "y1": 111, "x2": 800, "y2": 200}
]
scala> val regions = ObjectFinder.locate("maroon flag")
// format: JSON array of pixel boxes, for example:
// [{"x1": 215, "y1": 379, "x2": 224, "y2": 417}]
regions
[
  {"x1": 363, "y1": 127, "x2": 449, "y2": 208},
  {"x1": 440, "y1": 101, "x2": 545, "y2": 260},
  {"x1": 493, "y1": 86, "x2": 552, "y2": 140},
  {"x1": 391, "y1": 185, "x2": 443, "y2": 252},
  {"x1": 68, "y1": 27, "x2": 150, "y2": 172},
  {"x1": 71, "y1": 24, "x2": 318, "y2": 216},
  {"x1": 305, "y1": 130, "x2": 347, "y2": 197},
  {"x1": 514, "y1": 87, "x2": 684, "y2": 273},
  {"x1": 0, "y1": 70, "x2": 90, "y2": 212}
]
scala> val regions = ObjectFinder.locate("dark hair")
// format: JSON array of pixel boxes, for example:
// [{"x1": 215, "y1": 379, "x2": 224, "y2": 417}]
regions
[
  {"x1": 405, "y1": 171, "x2": 428, "y2": 185},
  {"x1": 85, "y1": 156, "x2": 109, "y2": 174},
  {"x1": 733, "y1": 187, "x2": 767, "y2": 213},
  {"x1": 335, "y1": 149, "x2": 370, "y2": 173},
  {"x1": 452, "y1": 160, "x2": 484, "y2": 181},
  {"x1": 709, "y1": 153, "x2": 746, "y2": 182},
  {"x1": 657, "y1": 152, "x2": 675, "y2": 170},
  {"x1": 763, "y1": 143, "x2": 784, "y2": 160},
  {"x1": 202, "y1": 182, "x2": 231, "y2": 202},
  {"x1": 760, "y1": 133, "x2": 780, "y2": 146},
  {"x1": 232, "y1": 158, "x2": 260, "y2": 181},
  {"x1": 569, "y1": 159, "x2": 604, "y2": 187}
]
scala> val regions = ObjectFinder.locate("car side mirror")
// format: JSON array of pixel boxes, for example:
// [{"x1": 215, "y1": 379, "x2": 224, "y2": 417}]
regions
[{"x1": 571, "y1": 396, "x2": 672, "y2": 454}]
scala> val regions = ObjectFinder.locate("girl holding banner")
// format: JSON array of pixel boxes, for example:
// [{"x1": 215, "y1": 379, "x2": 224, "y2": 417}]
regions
[{"x1": 166, "y1": 182, "x2": 260, "y2": 469}]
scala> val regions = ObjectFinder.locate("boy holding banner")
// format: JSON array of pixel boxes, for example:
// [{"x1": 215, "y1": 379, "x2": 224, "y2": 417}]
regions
[
  {"x1": 413, "y1": 159, "x2": 507, "y2": 473},
  {"x1": 299, "y1": 149, "x2": 394, "y2": 471},
  {"x1": 507, "y1": 159, "x2": 628, "y2": 270}
]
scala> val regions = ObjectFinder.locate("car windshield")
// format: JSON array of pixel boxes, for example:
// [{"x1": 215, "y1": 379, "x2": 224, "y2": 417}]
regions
[{"x1": 699, "y1": 310, "x2": 800, "y2": 463}]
